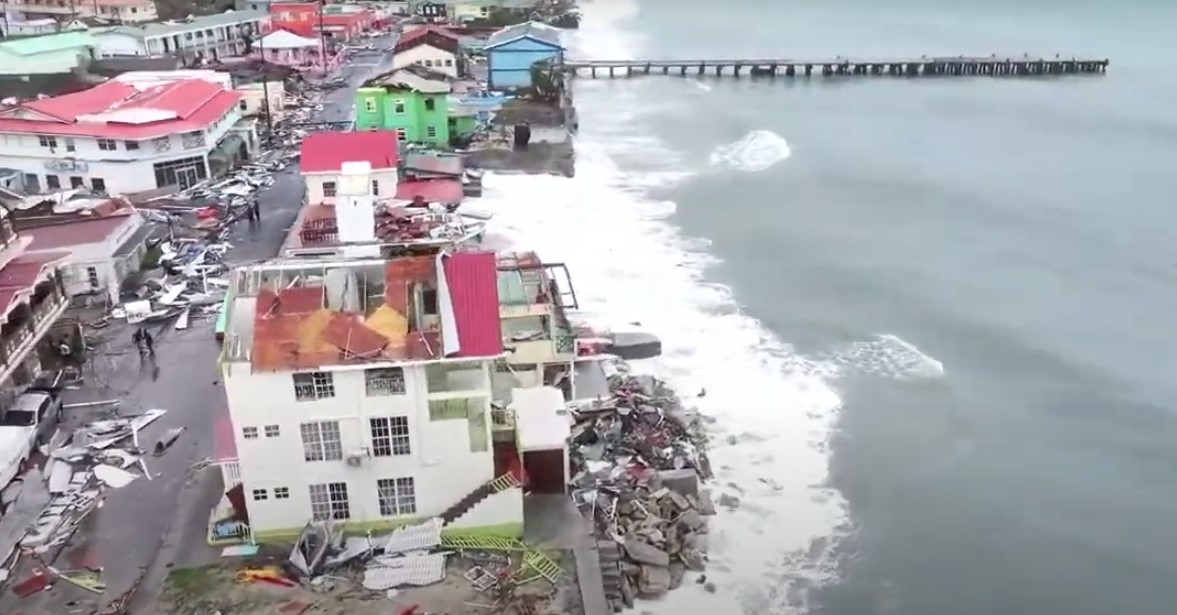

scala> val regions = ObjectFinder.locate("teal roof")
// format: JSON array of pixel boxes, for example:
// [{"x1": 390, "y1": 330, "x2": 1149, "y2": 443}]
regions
[
  {"x1": 0, "y1": 32, "x2": 94, "y2": 56},
  {"x1": 485, "y1": 21, "x2": 563, "y2": 49}
]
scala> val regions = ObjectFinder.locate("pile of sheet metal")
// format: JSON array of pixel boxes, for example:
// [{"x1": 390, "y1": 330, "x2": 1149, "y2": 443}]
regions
[
  {"x1": 285, "y1": 517, "x2": 449, "y2": 592},
  {"x1": 0, "y1": 409, "x2": 167, "y2": 589},
  {"x1": 566, "y1": 365, "x2": 715, "y2": 609}
]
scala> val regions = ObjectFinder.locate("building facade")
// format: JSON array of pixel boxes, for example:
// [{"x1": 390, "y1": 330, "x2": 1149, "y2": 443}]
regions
[
  {"x1": 0, "y1": 31, "x2": 96, "y2": 75},
  {"x1": 0, "y1": 79, "x2": 249, "y2": 195},
  {"x1": 299, "y1": 130, "x2": 400, "y2": 206},
  {"x1": 0, "y1": 0, "x2": 158, "y2": 23},
  {"x1": 140, "y1": 10, "x2": 269, "y2": 62},
  {"x1": 355, "y1": 67, "x2": 451, "y2": 146},
  {"x1": 0, "y1": 208, "x2": 70, "y2": 399},
  {"x1": 484, "y1": 21, "x2": 564, "y2": 90},
  {"x1": 218, "y1": 247, "x2": 517, "y2": 540},
  {"x1": 390, "y1": 26, "x2": 461, "y2": 78}
]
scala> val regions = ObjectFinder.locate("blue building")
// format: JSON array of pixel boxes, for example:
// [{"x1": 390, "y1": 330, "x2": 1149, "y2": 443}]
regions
[{"x1": 484, "y1": 22, "x2": 565, "y2": 90}]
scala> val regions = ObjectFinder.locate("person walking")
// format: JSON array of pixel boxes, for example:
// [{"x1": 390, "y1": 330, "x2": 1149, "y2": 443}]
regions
[
  {"x1": 143, "y1": 330, "x2": 155, "y2": 357},
  {"x1": 132, "y1": 328, "x2": 144, "y2": 355}
]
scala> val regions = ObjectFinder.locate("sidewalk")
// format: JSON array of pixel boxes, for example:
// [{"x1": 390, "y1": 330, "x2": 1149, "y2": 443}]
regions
[{"x1": 0, "y1": 319, "x2": 227, "y2": 613}]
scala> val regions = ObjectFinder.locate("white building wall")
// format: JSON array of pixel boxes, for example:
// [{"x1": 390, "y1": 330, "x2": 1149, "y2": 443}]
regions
[
  {"x1": 27, "y1": 213, "x2": 145, "y2": 303},
  {"x1": 391, "y1": 44, "x2": 458, "y2": 78},
  {"x1": 235, "y1": 81, "x2": 286, "y2": 117},
  {"x1": 304, "y1": 169, "x2": 399, "y2": 205},
  {"x1": 0, "y1": 103, "x2": 242, "y2": 194},
  {"x1": 92, "y1": 32, "x2": 149, "y2": 57},
  {"x1": 222, "y1": 360, "x2": 507, "y2": 535}
]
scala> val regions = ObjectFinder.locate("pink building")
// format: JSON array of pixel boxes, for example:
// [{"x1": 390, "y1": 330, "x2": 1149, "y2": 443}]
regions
[{"x1": 253, "y1": 30, "x2": 336, "y2": 71}]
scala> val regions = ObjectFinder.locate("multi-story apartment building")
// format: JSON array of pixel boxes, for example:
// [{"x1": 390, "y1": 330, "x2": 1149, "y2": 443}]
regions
[
  {"x1": 139, "y1": 10, "x2": 269, "y2": 62},
  {"x1": 0, "y1": 0, "x2": 158, "y2": 24},
  {"x1": 0, "y1": 206, "x2": 70, "y2": 399},
  {"x1": 0, "y1": 77, "x2": 252, "y2": 194}
]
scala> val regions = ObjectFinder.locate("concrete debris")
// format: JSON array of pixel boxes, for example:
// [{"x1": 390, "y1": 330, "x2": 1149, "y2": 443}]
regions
[{"x1": 567, "y1": 368, "x2": 713, "y2": 609}]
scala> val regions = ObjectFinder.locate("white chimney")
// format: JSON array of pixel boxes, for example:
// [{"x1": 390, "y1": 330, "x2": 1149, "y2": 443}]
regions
[{"x1": 335, "y1": 161, "x2": 380, "y2": 258}]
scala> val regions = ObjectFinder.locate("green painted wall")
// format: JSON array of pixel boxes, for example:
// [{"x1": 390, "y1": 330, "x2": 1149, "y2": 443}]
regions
[{"x1": 355, "y1": 87, "x2": 451, "y2": 146}]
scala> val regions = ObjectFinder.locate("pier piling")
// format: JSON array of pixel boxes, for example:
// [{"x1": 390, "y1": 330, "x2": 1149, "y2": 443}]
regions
[{"x1": 563, "y1": 56, "x2": 1109, "y2": 80}]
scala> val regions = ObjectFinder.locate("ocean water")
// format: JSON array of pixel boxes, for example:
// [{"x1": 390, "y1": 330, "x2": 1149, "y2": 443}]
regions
[{"x1": 480, "y1": 1, "x2": 1177, "y2": 614}]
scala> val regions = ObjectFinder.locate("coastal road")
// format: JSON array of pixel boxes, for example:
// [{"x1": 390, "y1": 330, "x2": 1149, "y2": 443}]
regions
[{"x1": 224, "y1": 33, "x2": 399, "y2": 265}]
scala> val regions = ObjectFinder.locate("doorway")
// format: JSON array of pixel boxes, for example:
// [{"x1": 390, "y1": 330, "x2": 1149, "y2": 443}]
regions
[{"x1": 177, "y1": 166, "x2": 200, "y2": 190}]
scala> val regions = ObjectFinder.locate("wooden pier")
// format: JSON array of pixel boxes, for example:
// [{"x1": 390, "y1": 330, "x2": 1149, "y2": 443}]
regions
[{"x1": 562, "y1": 57, "x2": 1109, "y2": 79}]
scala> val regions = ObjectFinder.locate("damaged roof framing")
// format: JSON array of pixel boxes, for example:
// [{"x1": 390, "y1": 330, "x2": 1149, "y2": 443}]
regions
[{"x1": 223, "y1": 252, "x2": 504, "y2": 372}]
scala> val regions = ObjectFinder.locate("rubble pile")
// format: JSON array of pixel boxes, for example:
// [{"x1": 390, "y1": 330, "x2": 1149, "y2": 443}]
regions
[
  {"x1": 218, "y1": 517, "x2": 563, "y2": 612},
  {"x1": 567, "y1": 368, "x2": 715, "y2": 609},
  {"x1": 0, "y1": 408, "x2": 169, "y2": 593}
]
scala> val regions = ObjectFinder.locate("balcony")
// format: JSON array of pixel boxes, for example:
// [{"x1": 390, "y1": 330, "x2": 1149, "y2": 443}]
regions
[{"x1": 0, "y1": 280, "x2": 67, "y2": 384}]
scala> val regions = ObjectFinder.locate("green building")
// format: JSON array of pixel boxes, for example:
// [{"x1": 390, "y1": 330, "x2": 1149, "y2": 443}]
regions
[{"x1": 355, "y1": 67, "x2": 453, "y2": 146}]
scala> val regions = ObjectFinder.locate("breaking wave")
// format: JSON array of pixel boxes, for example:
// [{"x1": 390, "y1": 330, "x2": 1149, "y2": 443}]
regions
[
  {"x1": 476, "y1": 1, "x2": 850, "y2": 613},
  {"x1": 828, "y1": 333, "x2": 946, "y2": 380},
  {"x1": 709, "y1": 129, "x2": 793, "y2": 173}
]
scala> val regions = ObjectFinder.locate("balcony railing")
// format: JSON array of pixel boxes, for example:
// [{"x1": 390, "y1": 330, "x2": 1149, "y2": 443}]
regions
[{"x1": 1, "y1": 292, "x2": 65, "y2": 370}]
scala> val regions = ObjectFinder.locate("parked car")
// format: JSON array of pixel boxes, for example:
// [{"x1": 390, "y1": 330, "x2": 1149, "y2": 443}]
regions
[{"x1": 0, "y1": 389, "x2": 62, "y2": 489}]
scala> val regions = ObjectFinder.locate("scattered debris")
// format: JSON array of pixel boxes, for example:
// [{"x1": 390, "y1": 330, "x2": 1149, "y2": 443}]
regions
[{"x1": 567, "y1": 364, "x2": 714, "y2": 609}]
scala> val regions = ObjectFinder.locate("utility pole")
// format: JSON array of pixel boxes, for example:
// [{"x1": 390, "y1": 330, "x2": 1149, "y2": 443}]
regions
[
  {"x1": 318, "y1": 0, "x2": 327, "y2": 78},
  {"x1": 242, "y1": 22, "x2": 273, "y2": 147}
]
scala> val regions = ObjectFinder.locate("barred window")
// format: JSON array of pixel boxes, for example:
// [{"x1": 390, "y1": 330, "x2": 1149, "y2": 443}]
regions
[
  {"x1": 300, "y1": 421, "x2": 343, "y2": 462},
  {"x1": 370, "y1": 416, "x2": 411, "y2": 457},
  {"x1": 309, "y1": 482, "x2": 350, "y2": 520},
  {"x1": 365, "y1": 367, "x2": 405, "y2": 396},
  {"x1": 376, "y1": 477, "x2": 417, "y2": 516},
  {"x1": 293, "y1": 372, "x2": 335, "y2": 401}
]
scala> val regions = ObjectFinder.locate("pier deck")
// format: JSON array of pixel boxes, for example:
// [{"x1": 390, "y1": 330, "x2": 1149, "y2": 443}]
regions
[{"x1": 563, "y1": 56, "x2": 1109, "y2": 78}]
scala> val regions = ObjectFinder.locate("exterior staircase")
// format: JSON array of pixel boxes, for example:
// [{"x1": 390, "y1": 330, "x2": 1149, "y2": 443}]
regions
[{"x1": 439, "y1": 473, "x2": 521, "y2": 526}]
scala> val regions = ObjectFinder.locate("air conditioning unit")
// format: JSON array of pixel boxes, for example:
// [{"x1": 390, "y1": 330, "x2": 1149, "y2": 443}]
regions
[{"x1": 345, "y1": 448, "x2": 370, "y2": 467}]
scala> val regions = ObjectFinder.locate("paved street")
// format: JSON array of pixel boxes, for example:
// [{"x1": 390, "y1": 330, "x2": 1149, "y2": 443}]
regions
[{"x1": 0, "y1": 38, "x2": 399, "y2": 614}]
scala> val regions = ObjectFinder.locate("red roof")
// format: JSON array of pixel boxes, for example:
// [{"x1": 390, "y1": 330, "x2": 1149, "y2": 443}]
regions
[
  {"x1": 24, "y1": 211, "x2": 134, "y2": 251},
  {"x1": 0, "y1": 80, "x2": 242, "y2": 140},
  {"x1": 300, "y1": 131, "x2": 400, "y2": 174},
  {"x1": 444, "y1": 251, "x2": 503, "y2": 358},
  {"x1": 396, "y1": 179, "x2": 463, "y2": 204},
  {"x1": 395, "y1": 26, "x2": 460, "y2": 54},
  {"x1": 0, "y1": 251, "x2": 69, "y2": 318}
]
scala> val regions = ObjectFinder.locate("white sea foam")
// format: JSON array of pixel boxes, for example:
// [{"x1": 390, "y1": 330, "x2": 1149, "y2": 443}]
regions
[
  {"x1": 709, "y1": 129, "x2": 794, "y2": 173},
  {"x1": 830, "y1": 333, "x2": 946, "y2": 380},
  {"x1": 476, "y1": 2, "x2": 850, "y2": 612}
]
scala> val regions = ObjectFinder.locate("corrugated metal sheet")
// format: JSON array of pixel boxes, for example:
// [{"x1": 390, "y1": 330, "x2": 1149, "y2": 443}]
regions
[{"x1": 444, "y1": 251, "x2": 503, "y2": 358}]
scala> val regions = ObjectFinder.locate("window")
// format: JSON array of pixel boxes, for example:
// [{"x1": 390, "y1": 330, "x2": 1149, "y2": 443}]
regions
[
  {"x1": 395, "y1": 128, "x2": 407, "y2": 142},
  {"x1": 238, "y1": 99, "x2": 248, "y2": 111},
  {"x1": 365, "y1": 367, "x2": 404, "y2": 396},
  {"x1": 86, "y1": 267, "x2": 99, "y2": 288},
  {"x1": 38, "y1": 135, "x2": 57, "y2": 148},
  {"x1": 309, "y1": 482, "x2": 350, "y2": 520},
  {"x1": 252, "y1": 488, "x2": 268, "y2": 500},
  {"x1": 424, "y1": 98, "x2": 435, "y2": 111},
  {"x1": 46, "y1": 175, "x2": 60, "y2": 190},
  {"x1": 91, "y1": 178, "x2": 106, "y2": 193},
  {"x1": 70, "y1": 176, "x2": 84, "y2": 188},
  {"x1": 322, "y1": 181, "x2": 337, "y2": 198},
  {"x1": 424, "y1": 59, "x2": 433, "y2": 67},
  {"x1": 293, "y1": 371, "x2": 335, "y2": 401},
  {"x1": 300, "y1": 421, "x2": 343, "y2": 461},
  {"x1": 65, "y1": 138, "x2": 75, "y2": 152},
  {"x1": 426, "y1": 126, "x2": 437, "y2": 139},
  {"x1": 364, "y1": 97, "x2": 377, "y2": 112},
  {"x1": 376, "y1": 477, "x2": 417, "y2": 516},
  {"x1": 429, "y1": 397, "x2": 479, "y2": 421},
  {"x1": 371, "y1": 179, "x2": 380, "y2": 196},
  {"x1": 97, "y1": 138, "x2": 117, "y2": 151},
  {"x1": 124, "y1": 140, "x2": 139, "y2": 150},
  {"x1": 264, "y1": 424, "x2": 280, "y2": 438},
  {"x1": 393, "y1": 100, "x2": 405, "y2": 114},
  {"x1": 444, "y1": 59, "x2": 453, "y2": 67},
  {"x1": 274, "y1": 487, "x2": 290, "y2": 499},
  {"x1": 370, "y1": 416, "x2": 411, "y2": 457},
  {"x1": 242, "y1": 426, "x2": 259, "y2": 439}
]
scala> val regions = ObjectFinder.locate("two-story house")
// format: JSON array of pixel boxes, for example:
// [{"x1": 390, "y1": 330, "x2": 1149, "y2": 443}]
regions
[
  {"x1": 140, "y1": 10, "x2": 270, "y2": 63},
  {"x1": 0, "y1": 78, "x2": 248, "y2": 194}
]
